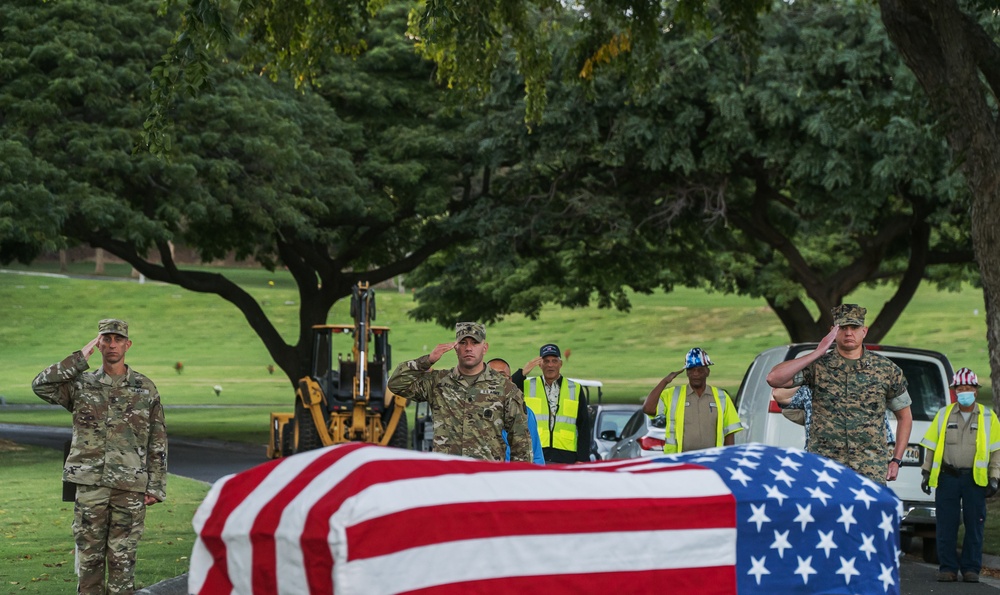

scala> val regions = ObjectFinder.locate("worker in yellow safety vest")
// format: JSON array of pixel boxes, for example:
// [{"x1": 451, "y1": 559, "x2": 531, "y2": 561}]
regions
[
  {"x1": 919, "y1": 367, "x2": 1000, "y2": 584},
  {"x1": 641, "y1": 347, "x2": 743, "y2": 454},
  {"x1": 512, "y1": 343, "x2": 591, "y2": 464}
]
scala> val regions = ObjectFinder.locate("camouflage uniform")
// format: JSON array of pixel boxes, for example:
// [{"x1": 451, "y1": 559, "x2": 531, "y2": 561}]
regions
[
  {"x1": 793, "y1": 348, "x2": 909, "y2": 484},
  {"x1": 32, "y1": 320, "x2": 167, "y2": 595},
  {"x1": 388, "y1": 355, "x2": 533, "y2": 462}
]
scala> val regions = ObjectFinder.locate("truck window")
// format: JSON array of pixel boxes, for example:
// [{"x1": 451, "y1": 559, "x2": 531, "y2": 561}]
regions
[{"x1": 887, "y1": 356, "x2": 948, "y2": 422}]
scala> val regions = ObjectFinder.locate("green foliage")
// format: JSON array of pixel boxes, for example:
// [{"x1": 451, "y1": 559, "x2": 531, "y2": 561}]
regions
[
  {"x1": 153, "y1": 0, "x2": 772, "y2": 134},
  {"x1": 0, "y1": 0, "x2": 494, "y2": 388},
  {"x1": 405, "y1": 0, "x2": 976, "y2": 342}
]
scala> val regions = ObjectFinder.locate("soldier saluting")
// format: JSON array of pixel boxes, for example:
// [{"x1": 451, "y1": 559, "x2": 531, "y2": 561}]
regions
[
  {"x1": 388, "y1": 322, "x2": 533, "y2": 462},
  {"x1": 766, "y1": 304, "x2": 913, "y2": 484},
  {"x1": 32, "y1": 319, "x2": 167, "y2": 595}
]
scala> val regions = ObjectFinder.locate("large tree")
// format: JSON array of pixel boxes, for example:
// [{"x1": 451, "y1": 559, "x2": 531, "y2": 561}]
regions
[
  {"x1": 405, "y1": 1, "x2": 975, "y2": 342},
  {"x1": 0, "y1": 0, "x2": 488, "y2": 386},
  {"x1": 159, "y1": 0, "x2": 978, "y2": 342},
  {"x1": 877, "y1": 2, "x2": 1000, "y2": 399}
]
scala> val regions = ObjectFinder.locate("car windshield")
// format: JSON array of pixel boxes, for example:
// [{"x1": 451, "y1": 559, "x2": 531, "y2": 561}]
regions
[
  {"x1": 596, "y1": 410, "x2": 636, "y2": 438},
  {"x1": 621, "y1": 410, "x2": 647, "y2": 437}
]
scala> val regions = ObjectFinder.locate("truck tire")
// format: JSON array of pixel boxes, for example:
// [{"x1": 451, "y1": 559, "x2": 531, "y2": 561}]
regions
[
  {"x1": 899, "y1": 534, "x2": 913, "y2": 554},
  {"x1": 922, "y1": 536, "x2": 939, "y2": 564},
  {"x1": 294, "y1": 396, "x2": 323, "y2": 453}
]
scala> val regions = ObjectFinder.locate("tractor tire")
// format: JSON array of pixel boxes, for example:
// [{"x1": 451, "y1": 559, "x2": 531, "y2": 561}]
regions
[
  {"x1": 280, "y1": 421, "x2": 295, "y2": 458},
  {"x1": 294, "y1": 395, "x2": 324, "y2": 453},
  {"x1": 381, "y1": 397, "x2": 409, "y2": 449},
  {"x1": 386, "y1": 412, "x2": 409, "y2": 449},
  {"x1": 411, "y1": 407, "x2": 422, "y2": 450},
  {"x1": 921, "y1": 536, "x2": 939, "y2": 564}
]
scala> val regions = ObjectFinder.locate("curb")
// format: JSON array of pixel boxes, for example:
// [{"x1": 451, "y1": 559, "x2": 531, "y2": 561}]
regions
[
  {"x1": 137, "y1": 573, "x2": 188, "y2": 594},
  {"x1": 143, "y1": 555, "x2": 1000, "y2": 594}
]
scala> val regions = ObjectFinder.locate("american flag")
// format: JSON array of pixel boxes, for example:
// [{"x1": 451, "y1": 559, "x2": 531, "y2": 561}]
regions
[{"x1": 188, "y1": 443, "x2": 900, "y2": 594}]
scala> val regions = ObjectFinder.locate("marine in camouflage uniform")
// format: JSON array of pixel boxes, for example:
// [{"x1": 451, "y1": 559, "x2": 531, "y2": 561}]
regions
[
  {"x1": 768, "y1": 304, "x2": 913, "y2": 485},
  {"x1": 32, "y1": 319, "x2": 167, "y2": 595},
  {"x1": 794, "y1": 345, "x2": 909, "y2": 483},
  {"x1": 388, "y1": 322, "x2": 533, "y2": 462}
]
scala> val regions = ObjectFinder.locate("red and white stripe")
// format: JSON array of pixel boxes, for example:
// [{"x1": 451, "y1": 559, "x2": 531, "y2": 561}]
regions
[
  {"x1": 189, "y1": 443, "x2": 738, "y2": 594},
  {"x1": 951, "y1": 367, "x2": 980, "y2": 387}
]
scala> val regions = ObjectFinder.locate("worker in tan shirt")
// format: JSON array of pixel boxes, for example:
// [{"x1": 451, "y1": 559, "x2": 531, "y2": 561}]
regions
[{"x1": 919, "y1": 367, "x2": 1000, "y2": 584}]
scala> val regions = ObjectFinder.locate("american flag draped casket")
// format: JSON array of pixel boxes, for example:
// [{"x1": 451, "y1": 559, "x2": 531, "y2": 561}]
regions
[{"x1": 188, "y1": 443, "x2": 901, "y2": 594}]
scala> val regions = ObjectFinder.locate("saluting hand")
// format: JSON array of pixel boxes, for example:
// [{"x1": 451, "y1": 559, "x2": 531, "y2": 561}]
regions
[
  {"x1": 428, "y1": 342, "x2": 457, "y2": 364},
  {"x1": 82, "y1": 335, "x2": 101, "y2": 360},
  {"x1": 664, "y1": 369, "x2": 684, "y2": 383},
  {"x1": 522, "y1": 356, "x2": 542, "y2": 375},
  {"x1": 818, "y1": 326, "x2": 838, "y2": 352}
]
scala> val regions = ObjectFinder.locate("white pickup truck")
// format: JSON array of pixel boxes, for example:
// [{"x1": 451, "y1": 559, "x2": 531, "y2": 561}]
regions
[{"x1": 733, "y1": 343, "x2": 955, "y2": 563}]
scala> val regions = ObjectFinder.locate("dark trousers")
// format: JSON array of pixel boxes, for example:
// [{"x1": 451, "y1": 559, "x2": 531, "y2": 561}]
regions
[{"x1": 935, "y1": 469, "x2": 987, "y2": 575}]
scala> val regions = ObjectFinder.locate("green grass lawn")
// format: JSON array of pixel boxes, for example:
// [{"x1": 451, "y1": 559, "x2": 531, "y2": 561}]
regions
[
  {"x1": 1, "y1": 263, "x2": 993, "y2": 447},
  {"x1": 2, "y1": 264, "x2": 990, "y2": 407},
  {"x1": 1, "y1": 263, "x2": 997, "y2": 588},
  {"x1": 0, "y1": 441, "x2": 209, "y2": 593}
]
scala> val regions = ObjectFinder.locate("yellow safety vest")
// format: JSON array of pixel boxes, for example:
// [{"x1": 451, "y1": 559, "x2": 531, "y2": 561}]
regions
[
  {"x1": 660, "y1": 385, "x2": 742, "y2": 454},
  {"x1": 524, "y1": 377, "x2": 580, "y2": 452},
  {"x1": 921, "y1": 403, "x2": 1000, "y2": 488}
]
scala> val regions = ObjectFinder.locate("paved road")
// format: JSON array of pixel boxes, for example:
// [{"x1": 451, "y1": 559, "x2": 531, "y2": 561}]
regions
[
  {"x1": 0, "y1": 422, "x2": 268, "y2": 484},
  {"x1": 4, "y1": 422, "x2": 1000, "y2": 594}
]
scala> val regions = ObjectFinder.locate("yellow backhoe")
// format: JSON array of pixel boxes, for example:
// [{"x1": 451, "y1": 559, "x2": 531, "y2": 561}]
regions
[{"x1": 267, "y1": 281, "x2": 408, "y2": 458}]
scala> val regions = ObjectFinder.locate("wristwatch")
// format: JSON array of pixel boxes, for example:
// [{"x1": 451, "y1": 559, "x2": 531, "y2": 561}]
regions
[{"x1": 890, "y1": 457, "x2": 903, "y2": 466}]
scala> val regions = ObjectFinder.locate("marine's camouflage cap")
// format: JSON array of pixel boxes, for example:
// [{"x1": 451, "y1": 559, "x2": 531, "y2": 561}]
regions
[
  {"x1": 98, "y1": 318, "x2": 129, "y2": 338},
  {"x1": 832, "y1": 304, "x2": 866, "y2": 327},
  {"x1": 455, "y1": 322, "x2": 486, "y2": 343}
]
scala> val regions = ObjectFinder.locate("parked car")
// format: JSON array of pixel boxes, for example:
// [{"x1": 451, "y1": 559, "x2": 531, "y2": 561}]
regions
[
  {"x1": 588, "y1": 403, "x2": 641, "y2": 460},
  {"x1": 733, "y1": 343, "x2": 955, "y2": 563},
  {"x1": 606, "y1": 410, "x2": 667, "y2": 460}
]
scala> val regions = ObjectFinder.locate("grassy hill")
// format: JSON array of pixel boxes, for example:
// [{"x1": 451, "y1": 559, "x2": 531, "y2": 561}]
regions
[
  {"x1": 0, "y1": 264, "x2": 990, "y2": 442},
  {"x1": 1, "y1": 264, "x2": 996, "y2": 589}
]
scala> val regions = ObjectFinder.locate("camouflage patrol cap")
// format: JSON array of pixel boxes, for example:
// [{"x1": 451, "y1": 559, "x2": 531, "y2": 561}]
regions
[
  {"x1": 832, "y1": 303, "x2": 866, "y2": 327},
  {"x1": 98, "y1": 318, "x2": 129, "y2": 338},
  {"x1": 455, "y1": 322, "x2": 486, "y2": 343}
]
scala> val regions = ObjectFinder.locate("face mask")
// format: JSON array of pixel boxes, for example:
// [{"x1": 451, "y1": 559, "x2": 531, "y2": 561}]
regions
[{"x1": 957, "y1": 392, "x2": 976, "y2": 407}]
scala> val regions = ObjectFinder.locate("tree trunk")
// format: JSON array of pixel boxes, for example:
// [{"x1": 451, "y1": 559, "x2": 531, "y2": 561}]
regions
[
  {"x1": 880, "y1": 0, "x2": 1000, "y2": 408},
  {"x1": 94, "y1": 247, "x2": 105, "y2": 275}
]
